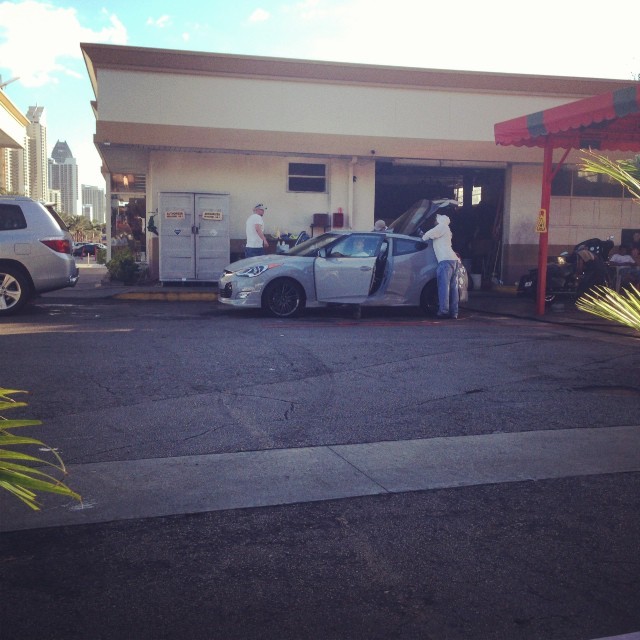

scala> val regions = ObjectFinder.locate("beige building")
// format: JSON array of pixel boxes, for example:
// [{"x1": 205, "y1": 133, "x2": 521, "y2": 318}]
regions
[
  {"x1": 81, "y1": 43, "x2": 637, "y2": 284},
  {"x1": 0, "y1": 89, "x2": 29, "y2": 193}
]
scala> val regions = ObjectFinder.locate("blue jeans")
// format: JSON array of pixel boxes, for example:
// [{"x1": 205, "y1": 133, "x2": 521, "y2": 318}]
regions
[
  {"x1": 245, "y1": 246, "x2": 265, "y2": 259},
  {"x1": 437, "y1": 260, "x2": 459, "y2": 317}
]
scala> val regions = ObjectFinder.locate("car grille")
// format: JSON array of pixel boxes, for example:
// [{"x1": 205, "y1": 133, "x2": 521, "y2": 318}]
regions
[{"x1": 220, "y1": 282, "x2": 232, "y2": 298}]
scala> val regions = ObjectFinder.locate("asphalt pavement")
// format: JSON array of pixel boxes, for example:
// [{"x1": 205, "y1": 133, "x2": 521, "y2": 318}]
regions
[
  {"x1": 49, "y1": 261, "x2": 638, "y2": 337},
  {"x1": 1, "y1": 260, "x2": 638, "y2": 640}
]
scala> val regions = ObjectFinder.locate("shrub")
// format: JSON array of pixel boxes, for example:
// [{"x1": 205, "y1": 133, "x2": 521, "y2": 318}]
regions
[{"x1": 106, "y1": 249, "x2": 140, "y2": 284}]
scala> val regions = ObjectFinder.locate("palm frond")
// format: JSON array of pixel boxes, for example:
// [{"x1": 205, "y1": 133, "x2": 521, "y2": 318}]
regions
[
  {"x1": 576, "y1": 285, "x2": 640, "y2": 332},
  {"x1": 579, "y1": 150, "x2": 640, "y2": 201}
]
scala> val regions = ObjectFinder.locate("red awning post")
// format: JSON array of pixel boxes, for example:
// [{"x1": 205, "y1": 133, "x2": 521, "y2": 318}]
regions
[{"x1": 535, "y1": 142, "x2": 553, "y2": 315}]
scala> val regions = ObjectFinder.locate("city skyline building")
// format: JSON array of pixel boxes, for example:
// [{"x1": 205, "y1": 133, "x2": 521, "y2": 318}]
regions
[
  {"x1": 49, "y1": 139, "x2": 78, "y2": 216},
  {"x1": 81, "y1": 183, "x2": 106, "y2": 223},
  {"x1": 1, "y1": 141, "x2": 28, "y2": 194},
  {"x1": 25, "y1": 105, "x2": 47, "y2": 201}
]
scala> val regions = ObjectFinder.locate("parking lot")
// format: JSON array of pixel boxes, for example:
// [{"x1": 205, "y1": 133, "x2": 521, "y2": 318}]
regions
[{"x1": 0, "y1": 270, "x2": 639, "y2": 639}]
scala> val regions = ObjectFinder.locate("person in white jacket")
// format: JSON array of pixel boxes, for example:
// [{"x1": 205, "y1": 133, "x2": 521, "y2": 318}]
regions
[{"x1": 421, "y1": 209, "x2": 460, "y2": 319}]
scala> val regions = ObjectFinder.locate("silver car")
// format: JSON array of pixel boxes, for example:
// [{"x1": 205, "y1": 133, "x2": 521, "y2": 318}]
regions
[
  {"x1": 219, "y1": 199, "x2": 467, "y2": 318},
  {"x1": 0, "y1": 196, "x2": 79, "y2": 316}
]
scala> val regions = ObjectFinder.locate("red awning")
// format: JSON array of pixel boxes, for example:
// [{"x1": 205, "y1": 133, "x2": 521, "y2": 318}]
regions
[{"x1": 495, "y1": 84, "x2": 640, "y2": 151}]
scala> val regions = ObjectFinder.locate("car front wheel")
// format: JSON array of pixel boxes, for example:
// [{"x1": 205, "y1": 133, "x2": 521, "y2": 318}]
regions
[
  {"x1": 0, "y1": 266, "x2": 31, "y2": 316},
  {"x1": 262, "y1": 278, "x2": 305, "y2": 318}
]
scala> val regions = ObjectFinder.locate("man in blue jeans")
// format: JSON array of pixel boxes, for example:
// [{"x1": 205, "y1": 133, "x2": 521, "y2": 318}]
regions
[{"x1": 421, "y1": 203, "x2": 460, "y2": 319}]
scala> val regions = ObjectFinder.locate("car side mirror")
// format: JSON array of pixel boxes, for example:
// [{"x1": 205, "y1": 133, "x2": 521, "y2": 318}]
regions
[{"x1": 317, "y1": 248, "x2": 327, "y2": 258}]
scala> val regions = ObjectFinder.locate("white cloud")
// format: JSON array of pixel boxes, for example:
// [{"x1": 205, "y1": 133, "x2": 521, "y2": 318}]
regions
[
  {"x1": 0, "y1": 1, "x2": 127, "y2": 88},
  {"x1": 248, "y1": 8, "x2": 270, "y2": 23},
  {"x1": 147, "y1": 15, "x2": 171, "y2": 29},
  {"x1": 279, "y1": 0, "x2": 637, "y2": 80}
]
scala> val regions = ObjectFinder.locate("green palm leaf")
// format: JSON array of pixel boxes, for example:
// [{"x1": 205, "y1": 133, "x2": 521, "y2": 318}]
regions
[{"x1": 0, "y1": 386, "x2": 81, "y2": 511}]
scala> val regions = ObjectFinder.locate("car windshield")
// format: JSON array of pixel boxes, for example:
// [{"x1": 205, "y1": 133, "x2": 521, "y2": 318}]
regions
[{"x1": 286, "y1": 233, "x2": 345, "y2": 257}]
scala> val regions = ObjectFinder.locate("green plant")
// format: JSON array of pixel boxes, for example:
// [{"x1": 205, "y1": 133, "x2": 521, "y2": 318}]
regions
[
  {"x1": 106, "y1": 248, "x2": 140, "y2": 284},
  {"x1": 580, "y1": 150, "x2": 640, "y2": 201},
  {"x1": 576, "y1": 284, "x2": 640, "y2": 333},
  {"x1": 96, "y1": 246, "x2": 107, "y2": 264},
  {"x1": 0, "y1": 388, "x2": 81, "y2": 511}
]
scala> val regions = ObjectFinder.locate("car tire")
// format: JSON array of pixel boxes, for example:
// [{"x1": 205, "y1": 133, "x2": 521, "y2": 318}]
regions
[
  {"x1": 262, "y1": 278, "x2": 305, "y2": 318},
  {"x1": 0, "y1": 266, "x2": 32, "y2": 316},
  {"x1": 420, "y1": 279, "x2": 439, "y2": 316}
]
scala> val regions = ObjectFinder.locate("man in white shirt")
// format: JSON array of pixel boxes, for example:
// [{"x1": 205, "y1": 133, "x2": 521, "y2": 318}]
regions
[
  {"x1": 245, "y1": 203, "x2": 269, "y2": 258},
  {"x1": 608, "y1": 245, "x2": 636, "y2": 265},
  {"x1": 421, "y1": 204, "x2": 461, "y2": 319}
]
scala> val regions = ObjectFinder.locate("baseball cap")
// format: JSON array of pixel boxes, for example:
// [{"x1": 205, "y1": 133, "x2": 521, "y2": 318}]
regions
[{"x1": 253, "y1": 203, "x2": 267, "y2": 211}]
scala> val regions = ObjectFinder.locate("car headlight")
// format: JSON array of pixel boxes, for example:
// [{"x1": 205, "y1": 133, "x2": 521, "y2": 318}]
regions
[{"x1": 235, "y1": 263, "x2": 283, "y2": 278}]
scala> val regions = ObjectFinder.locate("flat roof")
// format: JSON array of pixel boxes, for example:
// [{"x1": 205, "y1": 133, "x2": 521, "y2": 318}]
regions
[{"x1": 81, "y1": 43, "x2": 633, "y2": 101}]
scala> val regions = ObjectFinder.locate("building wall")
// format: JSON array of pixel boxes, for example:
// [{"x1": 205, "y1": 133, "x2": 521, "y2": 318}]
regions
[
  {"x1": 148, "y1": 151, "x2": 376, "y2": 245},
  {"x1": 503, "y1": 162, "x2": 632, "y2": 284},
  {"x1": 96, "y1": 69, "x2": 573, "y2": 164},
  {"x1": 85, "y1": 45, "x2": 637, "y2": 282}
]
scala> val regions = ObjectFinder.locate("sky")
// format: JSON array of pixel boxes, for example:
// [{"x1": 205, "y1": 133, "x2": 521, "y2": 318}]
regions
[{"x1": 1, "y1": 0, "x2": 639, "y2": 197}]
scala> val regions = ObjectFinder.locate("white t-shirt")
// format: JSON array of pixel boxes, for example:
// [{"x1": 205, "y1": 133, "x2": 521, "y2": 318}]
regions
[
  {"x1": 245, "y1": 213, "x2": 264, "y2": 248},
  {"x1": 609, "y1": 254, "x2": 635, "y2": 265}
]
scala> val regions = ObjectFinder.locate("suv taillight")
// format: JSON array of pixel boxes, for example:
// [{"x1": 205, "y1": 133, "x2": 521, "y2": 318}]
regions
[{"x1": 40, "y1": 239, "x2": 71, "y2": 254}]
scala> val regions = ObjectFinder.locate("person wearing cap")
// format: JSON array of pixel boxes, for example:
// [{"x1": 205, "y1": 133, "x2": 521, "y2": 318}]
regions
[
  {"x1": 372, "y1": 220, "x2": 387, "y2": 232},
  {"x1": 245, "y1": 203, "x2": 269, "y2": 258},
  {"x1": 421, "y1": 202, "x2": 461, "y2": 319}
]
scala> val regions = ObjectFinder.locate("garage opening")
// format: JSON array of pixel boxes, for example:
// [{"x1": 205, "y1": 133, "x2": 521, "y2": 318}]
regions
[{"x1": 375, "y1": 161, "x2": 506, "y2": 282}]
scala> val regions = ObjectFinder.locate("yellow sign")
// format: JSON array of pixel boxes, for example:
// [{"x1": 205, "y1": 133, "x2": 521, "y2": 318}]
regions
[
  {"x1": 202, "y1": 210, "x2": 223, "y2": 221},
  {"x1": 535, "y1": 209, "x2": 547, "y2": 233}
]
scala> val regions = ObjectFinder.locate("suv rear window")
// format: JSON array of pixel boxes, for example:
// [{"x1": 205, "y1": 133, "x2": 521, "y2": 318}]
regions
[
  {"x1": 0, "y1": 204, "x2": 27, "y2": 231},
  {"x1": 44, "y1": 203, "x2": 69, "y2": 231}
]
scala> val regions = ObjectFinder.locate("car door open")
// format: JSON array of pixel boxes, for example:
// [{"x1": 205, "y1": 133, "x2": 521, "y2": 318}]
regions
[{"x1": 313, "y1": 234, "x2": 379, "y2": 303}]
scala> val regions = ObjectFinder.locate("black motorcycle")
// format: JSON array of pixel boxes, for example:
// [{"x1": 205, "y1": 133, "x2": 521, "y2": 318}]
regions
[{"x1": 517, "y1": 237, "x2": 613, "y2": 304}]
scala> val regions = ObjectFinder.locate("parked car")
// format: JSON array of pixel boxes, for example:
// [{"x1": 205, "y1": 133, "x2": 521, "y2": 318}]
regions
[
  {"x1": 0, "y1": 196, "x2": 79, "y2": 316},
  {"x1": 219, "y1": 199, "x2": 467, "y2": 318},
  {"x1": 73, "y1": 242, "x2": 106, "y2": 257}
]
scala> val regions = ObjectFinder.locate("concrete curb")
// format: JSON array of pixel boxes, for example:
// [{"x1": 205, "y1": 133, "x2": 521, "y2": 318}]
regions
[{"x1": 112, "y1": 291, "x2": 218, "y2": 302}]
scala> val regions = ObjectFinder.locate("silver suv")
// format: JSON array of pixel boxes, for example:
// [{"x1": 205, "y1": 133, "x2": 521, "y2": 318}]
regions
[{"x1": 0, "y1": 196, "x2": 79, "y2": 316}]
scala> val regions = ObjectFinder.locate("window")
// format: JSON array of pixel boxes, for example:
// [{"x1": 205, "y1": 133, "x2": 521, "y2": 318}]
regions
[
  {"x1": 551, "y1": 166, "x2": 624, "y2": 198},
  {"x1": 393, "y1": 238, "x2": 427, "y2": 256},
  {"x1": 0, "y1": 204, "x2": 27, "y2": 231},
  {"x1": 288, "y1": 163, "x2": 326, "y2": 193}
]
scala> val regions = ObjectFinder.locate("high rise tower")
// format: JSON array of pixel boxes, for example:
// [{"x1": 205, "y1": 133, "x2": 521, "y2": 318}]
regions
[
  {"x1": 25, "y1": 106, "x2": 48, "y2": 201},
  {"x1": 81, "y1": 184, "x2": 106, "y2": 223},
  {"x1": 49, "y1": 139, "x2": 78, "y2": 216}
]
